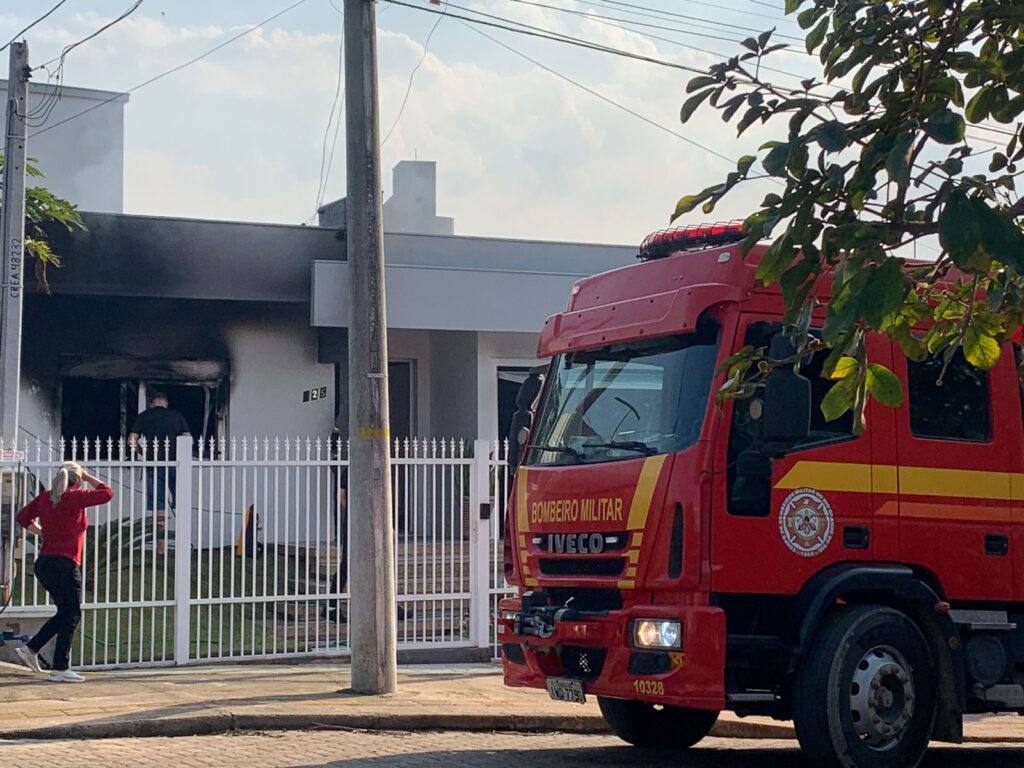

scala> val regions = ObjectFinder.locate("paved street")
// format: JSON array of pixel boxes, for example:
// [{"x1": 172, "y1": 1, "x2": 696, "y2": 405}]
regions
[{"x1": 2, "y1": 731, "x2": 1022, "y2": 767}]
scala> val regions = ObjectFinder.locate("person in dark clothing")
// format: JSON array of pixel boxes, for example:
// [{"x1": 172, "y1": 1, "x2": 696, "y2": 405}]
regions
[
  {"x1": 15, "y1": 462, "x2": 114, "y2": 682},
  {"x1": 129, "y1": 391, "x2": 191, "y2": 555}
]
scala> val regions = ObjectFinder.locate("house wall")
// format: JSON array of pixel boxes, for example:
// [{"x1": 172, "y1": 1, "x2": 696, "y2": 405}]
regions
[
  {"x1": 224, "y1": 314, "x2": 334, "y2": 441},
  {"x1": 429, "y1": 331, "x2": 479, "y2": 442},
  {"x1": 8, "y1": 82, "x2": 129, "y2": 213}
]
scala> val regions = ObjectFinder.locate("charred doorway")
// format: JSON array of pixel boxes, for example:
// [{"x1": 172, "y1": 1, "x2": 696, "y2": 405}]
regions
[{"x1": 58, "y1": 357, "x2": 228, "y2": 457}]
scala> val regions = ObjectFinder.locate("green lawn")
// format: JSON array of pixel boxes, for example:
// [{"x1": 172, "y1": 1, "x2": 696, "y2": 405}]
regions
[{"x1": 13, "y1": 521, "x2": 349, "y2": 667}]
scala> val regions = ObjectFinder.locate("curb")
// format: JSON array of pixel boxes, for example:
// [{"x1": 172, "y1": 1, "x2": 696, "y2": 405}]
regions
[{"x1": 1, "y1": 713, "x2": 1019, "y2": 744}]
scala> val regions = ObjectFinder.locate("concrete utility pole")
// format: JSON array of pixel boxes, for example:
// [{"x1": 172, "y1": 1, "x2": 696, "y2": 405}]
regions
[
  {"x1": 0, "y1": 42, "x2": 28, "y2": 443},
  {"x1": 344, "y1": 0, "x2": 397, "y2": 694}
]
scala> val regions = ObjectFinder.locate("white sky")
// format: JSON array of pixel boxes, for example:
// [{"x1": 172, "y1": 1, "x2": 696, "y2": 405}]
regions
[{"x1": 4, "y1": 0, "x2": 815, "y2": 245}]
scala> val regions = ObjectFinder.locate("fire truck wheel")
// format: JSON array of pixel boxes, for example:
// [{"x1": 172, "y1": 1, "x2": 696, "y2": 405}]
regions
[
  {"x1": 793, "y1": 605, "x2": 936, "y2": 768},
  {"x1": 597, "y1": 696, "x2": 718, "y2": 749}
]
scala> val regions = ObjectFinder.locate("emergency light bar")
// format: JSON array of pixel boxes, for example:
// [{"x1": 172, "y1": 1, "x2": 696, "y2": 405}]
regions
[{"x1": 639, "y1": 222, "x2": 745, "y2": 261}]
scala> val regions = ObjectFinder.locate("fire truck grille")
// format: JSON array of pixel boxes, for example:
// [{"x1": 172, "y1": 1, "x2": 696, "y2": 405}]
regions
[
  {"x1": 538, "y1": 557, "x2": 625, "y2": 577},
  {"x1": 561, "y1": 645, "x2": 607, "y2": 683}
]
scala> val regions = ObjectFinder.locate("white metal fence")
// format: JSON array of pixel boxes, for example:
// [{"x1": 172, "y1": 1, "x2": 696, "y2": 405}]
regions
[{"x1": 0, "y1": 436, "x2": 515, "y2": 669}]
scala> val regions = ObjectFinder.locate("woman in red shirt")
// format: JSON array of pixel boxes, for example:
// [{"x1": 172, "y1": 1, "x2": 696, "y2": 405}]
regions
[{"x1": 14, "y1": 461, "x2": 113, "y2": 682}]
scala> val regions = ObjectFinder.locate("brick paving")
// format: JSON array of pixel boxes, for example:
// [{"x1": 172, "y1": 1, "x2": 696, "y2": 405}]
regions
[{"x1": 1, "y1": 731, "x2": 1023, "y2": 767}]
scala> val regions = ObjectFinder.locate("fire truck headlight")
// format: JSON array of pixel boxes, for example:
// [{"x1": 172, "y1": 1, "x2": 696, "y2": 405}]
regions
[
  {"x1": 500, "y1": 610, "x2": 519, "y2": 623},
  {"x1": 633, "y1": 619, "x2": 682, "y2": 650}
]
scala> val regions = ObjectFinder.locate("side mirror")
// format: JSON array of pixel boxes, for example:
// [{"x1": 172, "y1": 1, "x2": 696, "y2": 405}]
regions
[
  {"x1": 507, "y1": 374, "x2": 543, "y2": 468},
  {"x1": 763, "y1": 334, "x2": 811, "y2": 446}
]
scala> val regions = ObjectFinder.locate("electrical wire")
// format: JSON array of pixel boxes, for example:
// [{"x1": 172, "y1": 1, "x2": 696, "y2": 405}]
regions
[
  {"x1": 381, "y1": 0, "x2": 448, "y2": 148},
  {"x1": 593, "y1": 0, "x2": 796, "y2": 26},
  {"x1": 382, "y1": 0, "x2": 708, "y2": 73},
  {"x1": 581, "y1": 0, "x2": 805, "y2": 42},
  {"x1": 502, "y1": 0, "x2": 801, "y2": 46},
  {"x1": 0, "y1": 0, "x2": 71, "y2": 55},
  {"x1": 30, "y1": 0, "x2": 310, "y2": 139},
  {"x1": 34, "y1": 0, "x2": 145, "y2": 72},
  {"x1": 17, "y1": 1, "x2": 146, "y2": 129},
  {"x1": 452, "y1": 16, "x2": 742, "y2": 166},
  {"x1": 312, "y1": 4, "x2": 347, "y2": 220},
  {"x1": 596, "y1": 0, "x2": 796, "y2": 31},
  {"x1": 499, "y1": 0, "x2": 814, "y2": 84}
]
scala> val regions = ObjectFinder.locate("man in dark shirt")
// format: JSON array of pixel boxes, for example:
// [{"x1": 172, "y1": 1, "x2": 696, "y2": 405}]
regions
[{"x1": 129, "y1": 391, "x2": 191, "y2": 555}]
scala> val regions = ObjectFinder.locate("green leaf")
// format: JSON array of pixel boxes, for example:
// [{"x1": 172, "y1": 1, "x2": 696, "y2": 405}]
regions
[
  {"x1": 680, "y1": 89, "x2": 714, "y2": 123},
  {"x1": 886, "y1": 132, "x2": 914, "y2": 188},
  {"x1": 756, "y1": 234, "x2": 795, "y2": 284},
  {"x1": 860, "y1": 259, "x2": 906, "y2": 328},
  {"x1": 865, "y1": 364, "x2": 903, "y2": 407},
  {"x1": 830, "y1": 356, "x2": 858, "y2": 380},
  {"x1": 686, "y1": 76, "x2": 718, "y2": 94},
  {"x1": 815, "y1": 121, "x2": 847, "y2": 152},
  {"x1": 973, "y1": 198, "x2": 1024, "y2": 272},
  {"x1": 821, "y1": 376, "x2": 858, "y2": 422},
  {"x1": 786, "y1": 0, "x2": 804, "y2": 14},
  {"x1": 965, "y1": 87, "x2": 995, "y2": 123},
  {"x1": 806, "y1": 16, "x2": 828, "y2": 53},
  {"x1": 671, "y1": 185, "x2": 720, "y2": 222},
  {"x1": 963, "y1": 326, "x2": 1001, "y2": 370},
  {"x1": 938, "y1": 190, "x2": 981, "y2": 265},
  {"x1": 741, "y1": 37, "x2": 760, "y2": 53},
  {"x1": 762, "y1": 143, "x2": 791, "y2": 176},
  {"x1": 924, "y1": 109, "x2": 965, "y2": 144}
]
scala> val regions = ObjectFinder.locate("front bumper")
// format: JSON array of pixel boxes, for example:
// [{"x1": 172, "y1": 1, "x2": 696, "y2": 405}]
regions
[{"x1": 499, "y1": 598, "x2": 726, "y2": 711}]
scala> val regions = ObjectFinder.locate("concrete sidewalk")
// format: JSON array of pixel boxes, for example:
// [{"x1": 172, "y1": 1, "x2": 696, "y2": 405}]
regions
[{"x1": 0, "y1": 661, "x2": 1020, "y2": 743}]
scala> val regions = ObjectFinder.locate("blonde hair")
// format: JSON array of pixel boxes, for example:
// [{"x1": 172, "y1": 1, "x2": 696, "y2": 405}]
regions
[{"x1": 51, "y1": 462, "x2": 84, "y2": 505}]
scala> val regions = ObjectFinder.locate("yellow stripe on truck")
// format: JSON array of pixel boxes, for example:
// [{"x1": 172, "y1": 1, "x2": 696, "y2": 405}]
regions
[
  {"x1": 626, "y1": 455, "x2": 668, "y2": 530},
  {"x1": 776, "y1": 461, "x2": 1022, "y2": 501}
]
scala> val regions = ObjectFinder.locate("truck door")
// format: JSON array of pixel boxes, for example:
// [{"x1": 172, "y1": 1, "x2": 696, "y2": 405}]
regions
[
  {"x1": 891, "y1": 345, "x2": 1015, "y2": 601},
  {"x1": 711, "y1": 317, "x2": 886, "y2": 595},
  {"x1": 1010, "y1": 344, "x2": 1024, "y2": 602}
]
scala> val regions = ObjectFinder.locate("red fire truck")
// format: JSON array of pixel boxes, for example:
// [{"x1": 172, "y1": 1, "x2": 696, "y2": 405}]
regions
[{"x1": 498, "y1": 223, "x2": 1024, "y2": 768}]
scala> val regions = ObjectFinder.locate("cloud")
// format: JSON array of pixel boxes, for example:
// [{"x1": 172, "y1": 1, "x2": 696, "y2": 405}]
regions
[{"x1": 5, "y1": 3, "x2": 784, "y2": 243}]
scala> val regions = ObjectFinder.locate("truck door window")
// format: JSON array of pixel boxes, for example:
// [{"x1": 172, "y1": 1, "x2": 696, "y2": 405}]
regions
[
  {"x1": 907, "y1": 350, "x2": 990, "y2": 442},
  {"x1": 727, "y1": 324, "x2": 854, "y2": 516}
]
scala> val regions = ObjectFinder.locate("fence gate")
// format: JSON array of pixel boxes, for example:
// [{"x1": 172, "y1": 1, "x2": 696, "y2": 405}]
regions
[{"x1": 1, "y1": 436, "x2": 515, "y2": 669}]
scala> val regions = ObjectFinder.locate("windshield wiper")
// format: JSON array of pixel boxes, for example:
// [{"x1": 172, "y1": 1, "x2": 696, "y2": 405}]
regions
[
  {"x1": 583, "y1": 440, "x2": 657, "y2": 456},
  {"x1": 528, "y1": 444, "x2": 584, "y2": 461}
]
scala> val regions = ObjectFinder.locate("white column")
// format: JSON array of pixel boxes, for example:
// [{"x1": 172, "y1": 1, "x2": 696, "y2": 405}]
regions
[
  {"x1": 469, "y1": 439, "x2": 492, "y2": 649},
  {"x1": 173, "y1": 435, "x2": 194, "y2": 665}
]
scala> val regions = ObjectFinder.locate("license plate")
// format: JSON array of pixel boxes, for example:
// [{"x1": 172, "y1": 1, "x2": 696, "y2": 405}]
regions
[{"x1": 546, "y1": 676, "x2": 586, "y2": 704}]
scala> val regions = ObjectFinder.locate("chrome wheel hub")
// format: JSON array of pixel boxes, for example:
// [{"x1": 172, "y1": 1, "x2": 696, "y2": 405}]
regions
[{"x1": 849, "y1": 645, "x2": 915, "y2": 751}]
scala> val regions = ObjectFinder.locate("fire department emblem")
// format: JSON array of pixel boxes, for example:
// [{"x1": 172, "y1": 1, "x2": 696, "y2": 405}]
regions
[{"x1": 778, "y1": 488, "x2": 834, "y2": 557}]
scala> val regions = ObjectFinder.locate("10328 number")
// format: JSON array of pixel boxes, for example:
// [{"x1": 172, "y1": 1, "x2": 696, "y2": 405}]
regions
[{"x1": 633, "y1": 679, "x2": 665, "y2": 696}]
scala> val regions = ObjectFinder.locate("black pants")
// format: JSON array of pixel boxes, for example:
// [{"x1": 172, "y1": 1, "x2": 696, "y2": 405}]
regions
[{"x1": 27, "y1": 555, "x2": 83, "y2": 671}]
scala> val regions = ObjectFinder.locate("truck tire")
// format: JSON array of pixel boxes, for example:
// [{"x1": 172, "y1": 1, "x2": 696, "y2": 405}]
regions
[
  {"x1": 793, "y1": 605, "x2": 936, "y2": 768},
  {"x1": 597, "y1": 696, "x2": 718, "y2": 749}
]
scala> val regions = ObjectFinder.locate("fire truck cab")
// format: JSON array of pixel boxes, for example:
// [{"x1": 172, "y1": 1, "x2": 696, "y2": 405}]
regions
[{"x1": 499, "y1": 224, "x2": 1024, "y2": 768}]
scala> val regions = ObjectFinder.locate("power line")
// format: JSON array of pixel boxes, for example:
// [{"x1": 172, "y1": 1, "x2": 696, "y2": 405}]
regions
[
  {"x1": 500, "y1": 0, "x2": 810, "y2": 68},
  {"x1": 503, "y1": 0, "x2": 801, "y2": 46},
  {"x1": 382, "y1": 0, "x2": 708, "y2": 73},
  {"x1": 582, "y1": 0, "x2": 803, "y2": 41},
  {"x1": 313, "y1": 3, "x2": 346, "y2": 220},
  {"x1": 0, "y1": 0, "x2": 70, "y2": 55},
  {"x1": 30, "y1": 0, "x2": 310, "y2": 139},
  {"x1": 36, "y1": 0, "x2": 145, "y2": 72},
  {"x1": 453, "y1": 16, "x2": 742, "y2": 166},
  {"x1": 381, "y1": 0, "x2": 448, "y2": 148},
  {"x1": 593, "y1": 0, "x2": 796, "y2": 27}
]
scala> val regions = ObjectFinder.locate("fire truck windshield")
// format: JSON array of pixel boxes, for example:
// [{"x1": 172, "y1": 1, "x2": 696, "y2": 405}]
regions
[{"x1": 527, "y1": 324, "x2": 719, "y2": 466}]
